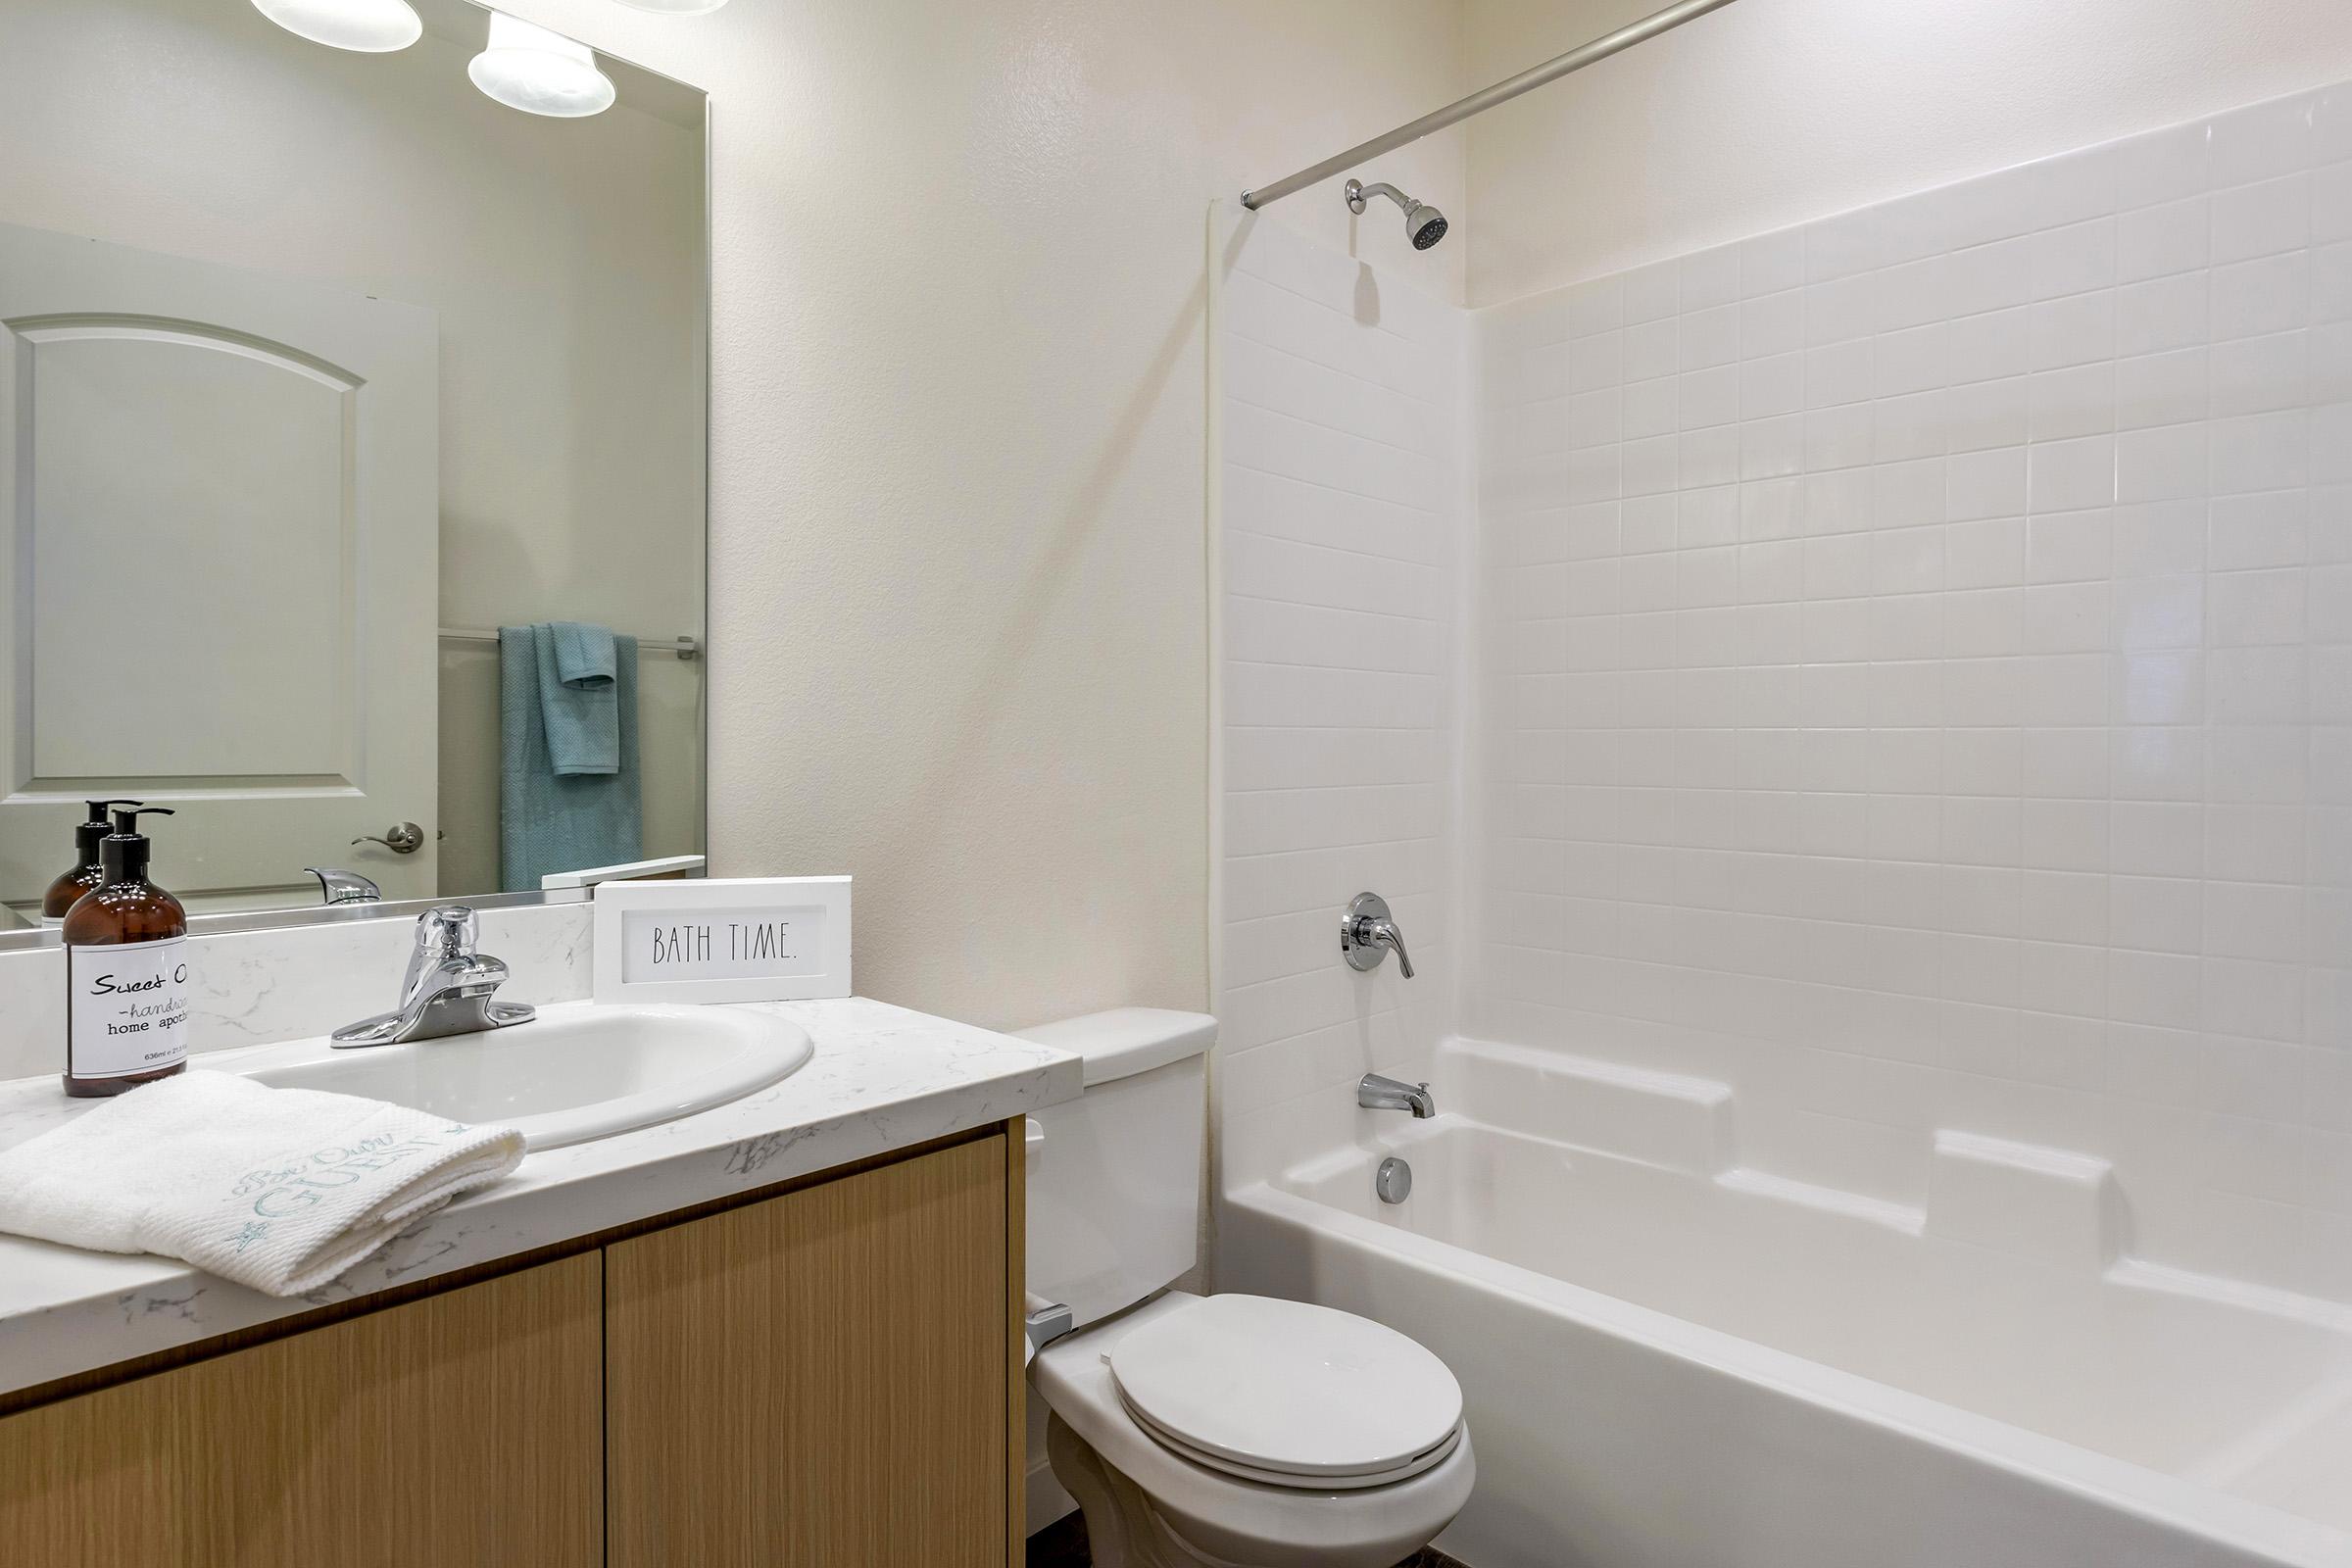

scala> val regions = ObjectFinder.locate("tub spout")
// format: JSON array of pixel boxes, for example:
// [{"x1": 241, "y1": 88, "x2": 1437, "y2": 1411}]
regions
[{"x1": 1359, "y1": 1072, "x2": 1436, "y2": 1118}]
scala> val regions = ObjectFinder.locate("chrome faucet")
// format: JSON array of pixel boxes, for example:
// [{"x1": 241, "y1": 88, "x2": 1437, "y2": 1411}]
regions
[
  {"x1": 1342, "y1": 892, "x2": 1415, "y2": 978},
  {"x1": 1358, "y1": 1072, "x2": 1436, "y2": 1119},
  {"x1": 331, "y1": 906, "x2": 536, "y2": 1049},
  {"x1": 304, "y1": 866, "x2": 381, "y2": 906}
]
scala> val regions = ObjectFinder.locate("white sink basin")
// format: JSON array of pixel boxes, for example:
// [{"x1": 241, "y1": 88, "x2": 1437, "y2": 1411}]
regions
[{"x1": 214, "y1": 1002, "x2": 812, "y2": 1150}]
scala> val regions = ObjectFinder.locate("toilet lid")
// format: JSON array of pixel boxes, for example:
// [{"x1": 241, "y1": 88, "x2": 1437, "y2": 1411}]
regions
[
  {"x1": 1120, "y1": 1400, "x2": 1464, "y2": 1491},
  {"x1": 1105, "y1": 1295, "x2": 1462, "y2": 1482}
]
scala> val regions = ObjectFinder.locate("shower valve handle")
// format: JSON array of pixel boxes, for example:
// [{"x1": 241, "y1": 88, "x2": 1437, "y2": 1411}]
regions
[{"x1": 1342, "y1": 892, "x2": 1415, "y2": 979}]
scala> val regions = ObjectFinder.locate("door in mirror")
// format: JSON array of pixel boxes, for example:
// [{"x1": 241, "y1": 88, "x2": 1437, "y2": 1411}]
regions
[{"x1": 0, "y1": 222, "x2": 438, "y2": 913}]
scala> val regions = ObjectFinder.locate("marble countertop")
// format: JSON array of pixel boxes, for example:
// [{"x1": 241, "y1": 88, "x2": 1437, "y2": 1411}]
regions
[{"x1": 0, "y1": 997, "x2": 1080, "y2": 1398}]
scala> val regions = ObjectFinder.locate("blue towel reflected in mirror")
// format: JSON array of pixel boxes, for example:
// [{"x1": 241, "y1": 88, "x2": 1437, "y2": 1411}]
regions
[
  {"x1": 541, "y1": 621, "x2": 620, "y2": 776},
  {"x1": 500, "y1": 623, "x2": 642, "y2": 892}
]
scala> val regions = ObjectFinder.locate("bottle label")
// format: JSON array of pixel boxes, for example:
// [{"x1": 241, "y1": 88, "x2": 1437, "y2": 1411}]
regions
[{"x1": 69, "y1": 936, "x2": 191, "y2": 1080}]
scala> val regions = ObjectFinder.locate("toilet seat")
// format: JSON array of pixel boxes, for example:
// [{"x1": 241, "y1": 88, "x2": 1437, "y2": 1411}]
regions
[{"x1": 1105, "y1": 1294, "x2": 1463, "y2": 1489}]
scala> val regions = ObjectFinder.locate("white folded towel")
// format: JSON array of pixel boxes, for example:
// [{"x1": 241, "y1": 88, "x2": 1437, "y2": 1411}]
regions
[{"x1": 0, "y1": 1070, "x2": 524, "y2": 1297}]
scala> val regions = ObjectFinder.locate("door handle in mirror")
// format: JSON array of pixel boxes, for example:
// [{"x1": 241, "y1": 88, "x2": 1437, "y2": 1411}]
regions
[{"x1": 354, "y1": 821, "x2": 425, "y2": 855}]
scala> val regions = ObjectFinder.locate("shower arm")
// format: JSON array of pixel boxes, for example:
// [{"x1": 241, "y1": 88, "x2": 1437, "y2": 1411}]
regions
[{"x1": 1239, "y1": 0, "x2": 1742, "y2": 212}]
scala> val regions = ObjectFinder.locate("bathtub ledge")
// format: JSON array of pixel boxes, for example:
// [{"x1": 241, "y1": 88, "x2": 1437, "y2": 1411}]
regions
[
  {"x1": 1927, "y1": 1128, "x2": 2123, "y2": 1266},
  {"x1": 1715, "y1": 1165, "x2": 1925, "y2": 1234}
]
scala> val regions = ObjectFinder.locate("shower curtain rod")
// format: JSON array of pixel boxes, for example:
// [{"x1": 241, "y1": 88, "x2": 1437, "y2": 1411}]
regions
[{"x1": 1240, "y1": 0, "x2": 1741, "y2": 212}]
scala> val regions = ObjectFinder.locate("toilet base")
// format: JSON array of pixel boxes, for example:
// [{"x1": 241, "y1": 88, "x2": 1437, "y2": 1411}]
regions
[{"x1": 1046, "y1": 1412, "x2": 1444, "y2": 1568}]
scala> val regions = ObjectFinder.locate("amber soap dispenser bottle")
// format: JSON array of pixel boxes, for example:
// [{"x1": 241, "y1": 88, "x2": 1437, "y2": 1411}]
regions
[
  {"x1": 63, "y1": 807, "x2": 189, "y2": 1098},
  {"x1": 40, "y1": 798, "x2": 142, "y2": 927}
]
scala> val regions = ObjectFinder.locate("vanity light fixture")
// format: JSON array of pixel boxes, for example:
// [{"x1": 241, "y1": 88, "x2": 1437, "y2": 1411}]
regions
[
  {"x1": 612, "y1": 0, "x2": 730, "y2": 12},
  {"x1": 251, "y1": 0, "x2": 422, "y2": 52},
  {"x1": 468, "y1": 12, "x2": 616, "y2": 118}
]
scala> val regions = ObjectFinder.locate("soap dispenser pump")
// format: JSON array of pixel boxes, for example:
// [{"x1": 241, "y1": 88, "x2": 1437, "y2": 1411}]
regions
[
  {"x1": 41, "y1": 799, "x2": 143, "y2": 927},
  {"x1": 62, "y1": 807, "x2": 189, "y2": 1098}
]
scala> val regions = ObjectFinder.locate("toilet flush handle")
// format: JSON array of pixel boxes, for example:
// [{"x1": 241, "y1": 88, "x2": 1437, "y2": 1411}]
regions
[{"x1": 1025, "y1": 1294, "x2": 1074, "y2": 1360}]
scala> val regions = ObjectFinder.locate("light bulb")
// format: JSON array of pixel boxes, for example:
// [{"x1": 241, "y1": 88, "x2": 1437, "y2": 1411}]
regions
[
  {"x1": 468, "y1": 12, "x2": 616, "y2": 118},
  {"x1": 252, "y1": 0, "x2": 422, "y2": 52}
]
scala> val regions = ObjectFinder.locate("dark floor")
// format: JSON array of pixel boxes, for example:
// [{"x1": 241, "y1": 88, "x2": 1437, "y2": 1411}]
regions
[
  {"x1": 1026, "y1": 1509, "x2": 1470, "y2": 1567},
  {"x1": 1024, "y1": 1512, "x2": 1091, "y2": 1568}
]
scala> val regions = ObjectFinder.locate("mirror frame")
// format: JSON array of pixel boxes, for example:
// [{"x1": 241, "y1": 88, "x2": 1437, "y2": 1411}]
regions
[{"x1": 0, "y1": 8, "x2": 711, "y2": 954}]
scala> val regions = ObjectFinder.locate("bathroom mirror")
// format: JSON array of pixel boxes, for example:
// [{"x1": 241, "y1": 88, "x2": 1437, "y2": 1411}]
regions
[{"x1": 0, "y1": 0, "x2": 708, "y2": 935}]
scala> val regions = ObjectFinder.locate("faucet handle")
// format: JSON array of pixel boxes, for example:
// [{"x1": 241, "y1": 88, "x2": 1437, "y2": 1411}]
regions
[
  {"x1": 416, "y1": 906, "x2": 479, "y2": 956},
  {"x1": 401, "y1": 906, "x2": 480, "y2": 1002},
  {"x1": 1372, "y1": 918, "x2": 1415, "y2": 979},
  {"x1": 1342, "y1": 892, "x2": 1416, "y2": 979}
]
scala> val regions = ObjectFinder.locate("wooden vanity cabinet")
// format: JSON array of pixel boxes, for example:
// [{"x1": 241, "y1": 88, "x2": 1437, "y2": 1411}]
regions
[
  {"x1": 0, "y1": 1251, "x2": 604, "y2": 1566},
  {"x1": 0, "y1": 1123, "x2": 1026, "y2": 1568},
  {"x1": 607, "y1": 1128, "x2": 1016, "y2": 1566}
]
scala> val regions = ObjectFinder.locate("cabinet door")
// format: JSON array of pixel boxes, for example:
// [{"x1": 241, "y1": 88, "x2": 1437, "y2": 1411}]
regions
[
  {"x1": 0, "y1": 1251, "x2": 603, "y2": 1567},
  {"x1": 606, "y1": 1132, "x2": 1011, "y2": 1566}
]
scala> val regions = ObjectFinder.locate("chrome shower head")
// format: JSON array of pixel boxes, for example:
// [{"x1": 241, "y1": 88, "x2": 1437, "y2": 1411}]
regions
[{"x1": 1346, "y1": 177, "x2": 1448, "y2": 250}]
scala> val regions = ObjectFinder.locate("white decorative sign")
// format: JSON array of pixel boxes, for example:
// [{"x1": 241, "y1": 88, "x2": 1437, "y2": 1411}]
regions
[{"x1": 593, "y1": 876, "x2": 851, "y2": 1004}]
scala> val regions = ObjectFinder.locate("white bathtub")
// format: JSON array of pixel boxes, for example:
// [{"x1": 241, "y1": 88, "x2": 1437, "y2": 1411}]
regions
[{"x1": 1216, "y1": 1038, "x2": 2352, "y2": 1568}]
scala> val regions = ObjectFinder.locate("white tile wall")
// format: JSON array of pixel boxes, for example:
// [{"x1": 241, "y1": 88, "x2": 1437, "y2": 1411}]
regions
[
  {"x1": 1215, "y1": 210, "x2": 1466, "y2": 1186},
  {"x1": 1474, "y1": 83, "x2": 2352, "y2": 1303}
]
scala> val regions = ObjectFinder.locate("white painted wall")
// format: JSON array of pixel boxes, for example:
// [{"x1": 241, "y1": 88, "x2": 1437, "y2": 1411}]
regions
[
  {"x1": 1213, "y1": 209, "x2": 1468, "y2": 1189},
  {"x1": 495, "y1": 0, "x2": 1470, "y2": 1030},
  {"x1": 0, "y1": 0, "x2": 706, "y2": 899},
  {"x1": 1462, "y1": 0, "x2": 2352, "y2": 306},
  {"x1": 1471, "y1": 83, "x2": 2352, "y2": 1305}
]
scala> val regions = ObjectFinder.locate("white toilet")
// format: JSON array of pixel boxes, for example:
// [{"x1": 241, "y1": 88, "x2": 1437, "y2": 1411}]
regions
[{"x1": 1017, "y1": 1008, "x2": 1473, "y2": 1568}]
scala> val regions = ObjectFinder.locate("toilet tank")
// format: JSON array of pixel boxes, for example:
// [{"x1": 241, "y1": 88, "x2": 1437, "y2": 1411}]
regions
[{"x1": 1016, "y1": 1008, "x2": 1214, "y2": 1332}]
